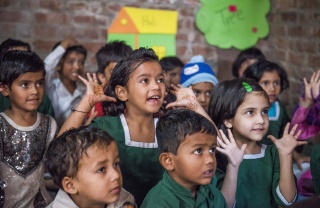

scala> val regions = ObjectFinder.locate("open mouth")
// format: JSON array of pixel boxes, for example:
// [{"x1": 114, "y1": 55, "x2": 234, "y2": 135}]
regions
[
  {"x1": 203, "y1": 169, "x2": 214, "y2": 177},
  {"x1": 147, "y1": 95, "x2": 160, "y2": 103}
]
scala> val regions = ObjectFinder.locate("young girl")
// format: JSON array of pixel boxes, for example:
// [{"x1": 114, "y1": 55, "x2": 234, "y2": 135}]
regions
[
  {"x1": 243, "y1": 60, "x2": 291, "y2": 146},
  {"x1": 44, "y1": 37, "x2": 87, "y2": 127},
  {"x1": 208, "y1": 77, "x2": 307, "y2": 207}
]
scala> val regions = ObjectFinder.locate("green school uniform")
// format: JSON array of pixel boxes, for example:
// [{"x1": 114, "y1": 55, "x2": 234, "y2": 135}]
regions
[
  {"x1": 262, "y1": 101, "x2": 290, "y2": 145},
  {"x1": 311, "y1": 143, "x2": 320, "y2": 195},
  {"x1": 141, "y1": 171, "x2": 227, "y2": 208},
  {"x1": 0, "y1": 94, "x2": 55, "y2": 117},
  {"x1": 216, "y1": 144, "x2": 296, "y2": 208},
  {"x1": 90, "y1": 114, "x2": 164, "y2": 206}
]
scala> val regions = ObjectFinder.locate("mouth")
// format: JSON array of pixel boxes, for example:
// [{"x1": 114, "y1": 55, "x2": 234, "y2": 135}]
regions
[
  {"x1": 72, "y1": 72, "x2": 80, "y2": 77},
  {"x1": 111, "y1": 186, "x2": 120, "y2": 194},
  {"x1": 252, "y1": 128, "x2": 265, "y2": 133},
  {"x1": 147, "y1": 95, "x2": 161, "y2": 103},
  {"x1": 203, "y1": 169, "x2": 214, "y2": 178}
]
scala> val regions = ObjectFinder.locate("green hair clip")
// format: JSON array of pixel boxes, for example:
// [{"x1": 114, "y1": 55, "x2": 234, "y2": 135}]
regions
[{"x1": 242, "y1": 82, "x2": 252, "y2": 92}]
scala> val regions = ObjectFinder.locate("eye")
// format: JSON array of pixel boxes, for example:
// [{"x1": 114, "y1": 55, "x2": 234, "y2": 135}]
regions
[
  {"x1": 21, "y1": 82, "x2": 28, "y2": 88},
  {"x1": 114, "y1": 162, "x2": 120, "y2": 168},
  {"x1": 141, "y1": 78, "x2": 148, "y2": 84},
  {"x1": 37, "y1": 81, "x2": 44, "y2": 87},
  {"x1": 205, "y1": 91, "x2": 211, "y2": 97},
  {"x1": 193, "y1": 90, "x2": 200, "y2": 96},
  {"x1": 274, "y1": 81, "x2": 280, "y2": 87},
  {"x1": 209, "y1": 147, "x2": 216, "y2": 153},
  {"x1": 97, "y1": 167, "x2": 106, "y2": 173},
  {"x1": 158, "y1": 77, "x2": 165, "y2": 83},
  {"x1": 262, "y1": 109, "x2": 269, "y2": 115},
  {"x1": 245, "y1": 110, "x2": 253, "y2": 115},
  {"x1": 194, "y1": 148, "x2": 202, "y2": 155}
]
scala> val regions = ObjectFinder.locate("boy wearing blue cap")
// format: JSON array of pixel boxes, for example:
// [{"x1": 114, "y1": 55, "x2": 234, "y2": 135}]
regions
[{"x1": 180, "y1": 56, "x2": 218, "y2": 112}]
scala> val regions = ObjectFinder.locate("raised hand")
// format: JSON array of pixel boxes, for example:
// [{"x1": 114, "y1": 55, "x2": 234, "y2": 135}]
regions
[
  {"x1": 310, "y1": 69, "x2": 320, "y2": 99},
  {"x1": 268, "y1": 123, "x2": 307, "y2": 156},
  {"x1": 78, "y1": 73, "x2": 116, "y2": 106},
  {"x1": 166, "y1": 84, "x2": 198, "y2": 111},
  {"x1": 216, "y1": 129, "x2": 246, "y2": 168}
]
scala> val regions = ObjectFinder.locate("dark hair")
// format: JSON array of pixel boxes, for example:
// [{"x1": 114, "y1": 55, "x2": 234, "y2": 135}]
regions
[
  {"x1": 243, "y1": 60, "x2": 289, "y2": 92},
  {"x1": 96, "y1": 41, "x2": 132, "y2": 74},
  {"x1": 0, "y1": 38, "x2": 31, "y2": 56},
  {"x1": 156, "y1": 109, "x2": 217, "y2": 155},
  {"x1": 45, "y1": 126, "x2": 115, "y2": 190},
  {"x1": 208, "y1": 78, "x2": 269, "y2": 136},
  {"x1": 52, "y1": 41, "x2": 87, "y2": 72},
  {"x1": 0, "y1": 50, "x2": 45, "y2": 89},
  {"x1": 160, "y1": 56, "x2": 184, "y2": 72},
  {"x1": 232, "y1": 47, "x2": 265, "y2": 77},
  {"x1": 103, "y1": 47, "x2": 160, "y2": 116}
]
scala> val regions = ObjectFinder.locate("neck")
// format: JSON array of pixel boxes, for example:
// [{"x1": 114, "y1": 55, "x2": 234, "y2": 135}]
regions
[
  {"x1": 235, "y1": 139, "x2": 261, "y2": 154},
  {"x1": 71, "y1": 195, "x2": 106, "y2": 208},
  {"x1": 4, "y1": 108, "x2": 38, "y2": 127}
]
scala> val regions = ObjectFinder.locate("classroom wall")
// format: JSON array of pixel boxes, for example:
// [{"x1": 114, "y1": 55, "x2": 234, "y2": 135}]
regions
[{"x1": 0, "y1": 0, "x2": 319, "y2": 116}]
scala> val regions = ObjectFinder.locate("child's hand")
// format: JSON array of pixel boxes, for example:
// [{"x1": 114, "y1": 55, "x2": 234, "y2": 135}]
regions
[
  {"x1": 310, "y1": 69, "x2": 320, "y2": 100},
  {"x1": 293, "y1": 151, "x2": 310, "y2": 170},
  {"x1": 268, "y1": 123, "x2": 307, "y2": 156},
  {"x1": 166, "y1": 84, "x2": 199, "y2": 111},
  {"x1": 60, "y1": 37, "x2": 79, "y2": 49},
  {"x1": 216, "y1": 129, "x2": 246, "y2": 168},
  {"x1": 78, "y1": 73, "x2": 116, "y2": 106},
  {"x1": 84, "y1": 106, "x2": 98, "y2": 125}
]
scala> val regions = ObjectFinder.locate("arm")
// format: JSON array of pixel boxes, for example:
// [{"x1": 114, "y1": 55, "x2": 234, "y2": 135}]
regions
[
  {"x1": 58, "y1": 73, "x2": 116, "y2": 136},
  {"x1": 217, "y1": 129, "x2": 246, "y2": 208},
  {"x1": 268, "y1": 123, "x2": 307, "y2": 203}
]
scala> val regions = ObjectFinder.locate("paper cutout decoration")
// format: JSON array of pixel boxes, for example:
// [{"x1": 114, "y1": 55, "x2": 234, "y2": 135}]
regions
[
  {"x1": 196, "y1": 0, "x2": 270, "y2": 50},
  {"x1": 108, "y1": 7, "x2": 178, "y2": 59}
]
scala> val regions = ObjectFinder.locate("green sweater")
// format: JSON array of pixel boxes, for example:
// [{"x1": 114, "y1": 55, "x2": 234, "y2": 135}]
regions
[{"x1": 311, "y1": 143, "x2": 320, "y2": 195}]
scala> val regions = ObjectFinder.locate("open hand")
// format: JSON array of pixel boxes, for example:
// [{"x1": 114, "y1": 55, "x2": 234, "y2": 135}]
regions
[
  {"x1": 216, "y1": 129, "x2": 246, "y2": 168},
  {"x1": 166, "y1": 84, "x2": 198, "y2": 111},
  {"x1": 268, "y1": 123, "x2": 307, "y2": 156},
  {"x1": 78, "y1": 73, "x2": 116, "y2": 106}
]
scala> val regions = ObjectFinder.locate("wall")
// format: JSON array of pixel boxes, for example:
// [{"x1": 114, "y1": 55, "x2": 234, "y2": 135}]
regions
[{"x1": 0, "y1": 0, "x2": 319, "y2": 116}]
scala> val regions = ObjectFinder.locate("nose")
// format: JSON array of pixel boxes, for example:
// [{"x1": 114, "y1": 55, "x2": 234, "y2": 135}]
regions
[
  {"x1": 151, "y1": 80, "x2": 160, "y2": 91},
  {"x1": 205, "y1": 151, "x2": 215, "y2": 165},
  {"x1": 256, "y1": 113, "x2": 265, "y2": 124},
  {"x1": 30, "y1": 84, "x2": 38, "y2": 95},
  {"x1": 110, "y1": 167, "x2": 121, "y2": 182},
  {"x1": 198, "y1": 93, "x2": 206, "y2": 103}
]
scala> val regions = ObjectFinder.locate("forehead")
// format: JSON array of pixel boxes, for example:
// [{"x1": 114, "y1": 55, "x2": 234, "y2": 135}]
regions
[
  {"x1": 239, "y1": 92, "x2": 269, "y2": 109},
  {"x1": 179, "y1": 132, "x2": 216, "y2": 150},
  {"x1": 166, "y1": 66, "x2": 182, "y2": 74},
  {"x1": 14, "y1": 71, "x2": 44, "y2": 81},
  {"x1": 191, "y1": 82, "x2": 214, "y2": 90},
  {"x1": 80, "y1": 141, "x2": 118, "y2": 162},
  {"x1": 64, "y1": 51, "x2": 85, "y2": 60},
  {"x1": 130, "y1": 61, "x2": 163, "y2": 77},
  {"x1": 260, "y1": 70, "x2": 280, "y2": 81}
]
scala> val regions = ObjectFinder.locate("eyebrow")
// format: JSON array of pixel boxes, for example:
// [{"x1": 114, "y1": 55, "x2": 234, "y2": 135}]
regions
[
  {"x1": 136, "y1": 72, "x2": 164, "y2": 79},
  {"x1": 191, "y1": 141, "x2": 217, "y2": 148}
]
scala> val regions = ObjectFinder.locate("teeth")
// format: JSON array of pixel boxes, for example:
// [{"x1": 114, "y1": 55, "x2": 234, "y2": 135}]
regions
[{"x1": 149, "y1": 96, "x2": 159, "y2": 99}]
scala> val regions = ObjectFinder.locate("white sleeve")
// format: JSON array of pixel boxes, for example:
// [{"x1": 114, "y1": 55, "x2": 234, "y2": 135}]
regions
[{"x1": 44, "y1": 45, "x2": 65, "y2": 76}]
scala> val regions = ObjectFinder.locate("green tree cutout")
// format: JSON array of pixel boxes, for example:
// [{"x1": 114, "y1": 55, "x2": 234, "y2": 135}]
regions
[{"x1": 196, "y1": 0, "x2": 270, "y2": 50}]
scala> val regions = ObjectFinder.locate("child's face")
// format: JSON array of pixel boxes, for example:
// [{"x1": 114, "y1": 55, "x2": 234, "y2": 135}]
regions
[
  {"x1": 3, "y1": 71, "x2": 44, "y2": 112},
  {"x1": 239, "y1": 59, "x2": 257, "y2": 77},
  {"x1": 60, "y1": 51, "x2": 85, "y2": 82},
  {"x1": 71, "y1": 141, "x2": 122, "y2": 207},
  {"x1": 258, "y1": 70, "x2": 281, "y2": 103},
  {"x1": 170, "y1": 132, "x2": 216, "y2": 192},
  {"x1": 164, "y1": 66, "x2": 181, "y2": 86},
  {"x1": 124, "y1": 61, "x2": 166, "y2": 115},
  {"x1": 227, "y1": 92, "x2": 269, "y2": 143},
  {"x1": 192, "y1": 82, "x2": 214, "y2": 112},
  {"x1": 99, "y1": 62, "x2": 117, "y2": 84}
]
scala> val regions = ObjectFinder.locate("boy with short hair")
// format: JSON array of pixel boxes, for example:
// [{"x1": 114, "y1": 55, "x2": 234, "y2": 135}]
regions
[
  {"x1": 45, "y1": 126, "x2": 136, "y2": 208},
  {"x1": 0, "y1": 50, "x2": 58, "y2": 207},
  {"x1": 141, "y1": 109, "x2": 227, "y2": 208}
]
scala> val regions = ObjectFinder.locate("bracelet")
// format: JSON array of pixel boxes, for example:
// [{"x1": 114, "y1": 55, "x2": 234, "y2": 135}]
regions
[{"x1": 71, "y1": 107, "x2": 89, "y2": 114}]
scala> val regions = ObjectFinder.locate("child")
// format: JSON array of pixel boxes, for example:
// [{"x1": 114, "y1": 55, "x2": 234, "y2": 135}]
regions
[
  {"x1": 57, "y1": 48, "x2": 168, "y2": 206},
  {"x1": 208, "y1": 77, "x2": 307, "y2": 207},
  {"x1": 180, "y1": 55, "x2": 218, "y2": 112},
  {"x1": 45, "y1": 126, "x2": 136, "y2": 208},
  {"x1": 141, "y1": 109, "x2": 227, "y2": 207},
  {"x1": 89, "y1": 40, "x2": 132, "y2": 118},
  {"x1": 44, "y1": 37, "x2": 87, "y2": 127},
  {"x1": 243, "y1": 60, "x2": 291, "y2": 145},
  {"x1": 0, "y1": 50, "x2": 58, "y2": 207},
  {"x1": 0, "y1": 38, "x2": 55, "y2": 117},
  {"x1": 160, "y1": 56, "x2": 184, "y2": 105},
  {"x1": 232, "y1": 47, "x2": 265, "y2": 78}
]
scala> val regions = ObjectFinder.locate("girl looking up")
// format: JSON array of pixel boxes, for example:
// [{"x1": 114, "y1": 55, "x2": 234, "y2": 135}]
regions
[{"x1": 208, "y1": 78, "x2": 307, "y2": 207}]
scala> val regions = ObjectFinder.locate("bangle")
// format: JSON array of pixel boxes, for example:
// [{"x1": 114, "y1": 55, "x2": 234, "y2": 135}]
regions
[{"x1": 71, "y1": 107, "x2": 88, "y2": 114}]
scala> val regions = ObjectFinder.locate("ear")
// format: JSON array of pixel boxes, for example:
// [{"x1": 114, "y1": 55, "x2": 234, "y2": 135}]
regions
[
  {"x1": 159, "y1": 152, "x2": 175, "y2": 171},
  {"x1": 223, "y1": 119, "x2": 233, "y2": 129},
  {"x1": 62, "y1": 176, "x2": 78, "y2": 194},
  {"x1": 115, "y1": 85, "x2": 128, "y2": 102},
  {"x1": 0, "y1": 85, "x2": 9, "y2": 97}
]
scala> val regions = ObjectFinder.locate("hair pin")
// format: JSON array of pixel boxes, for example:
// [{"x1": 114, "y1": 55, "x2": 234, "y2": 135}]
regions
[{"x1": 242, "y1": 82, "x2": 252, "y2": 92}]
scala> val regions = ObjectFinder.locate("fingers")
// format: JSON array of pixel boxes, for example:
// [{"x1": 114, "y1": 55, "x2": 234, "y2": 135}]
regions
[
  {"x1": 217, "y1": 136, "x2": 226, "y2": 149},
  {"x1": 267, "y1": 135, "x2": 277, "y2": 144},
  {"x1": 297, "y1": 141, "x2": 308, "y2": 146},
  {"x1": 219, "y1": 130, "x2": 231, "y2": 145},
  {"x1": 227, "y1": 129, "x2": 235, "y2": 143},
  {"x1": 240, "y1": 144, "x2": 247, "y2": 153},
  {"x1": 284, "y1": 122, "x2": 291, "y2": 134}
]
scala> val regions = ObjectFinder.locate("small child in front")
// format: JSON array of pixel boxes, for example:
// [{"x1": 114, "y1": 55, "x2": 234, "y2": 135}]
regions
[
  {"x1": 141, "y1": 109, "x2": 227, "y2": 208},
  {"x1": 45, "y1": 126, "x2": 136, "y2": 208}
]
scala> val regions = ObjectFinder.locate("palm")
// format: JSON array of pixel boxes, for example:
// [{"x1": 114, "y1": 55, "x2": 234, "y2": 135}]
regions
[{"x1": 166, "y1": 85, "x2": 197, "y2": 110}]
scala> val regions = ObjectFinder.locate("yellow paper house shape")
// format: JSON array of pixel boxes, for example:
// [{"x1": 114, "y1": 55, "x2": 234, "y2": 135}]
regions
[{"x1": 108, "y1": 7, "x2": 178, "y2": 59}]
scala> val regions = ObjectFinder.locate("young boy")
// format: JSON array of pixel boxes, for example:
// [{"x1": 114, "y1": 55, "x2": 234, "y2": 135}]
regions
[
  {"x1": 45, "y1": 126, "x2": 136, "y2": 208},
  {"x1": 180, "y1": 55, "x2": 218, "y2": 112},
  {"x1": 141, "y1": 109, "x2": 227, "y2": 208},
  {"x1": 0, "y1": 38, "x2": 55, "y2": 117},
  {"x1": 0, "y1": 50, "x2": 58, "y2": 207}
]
